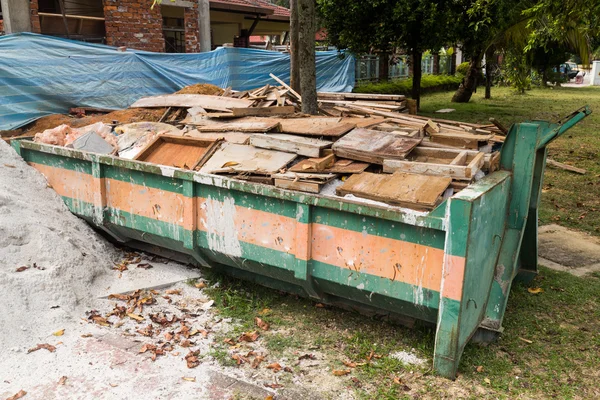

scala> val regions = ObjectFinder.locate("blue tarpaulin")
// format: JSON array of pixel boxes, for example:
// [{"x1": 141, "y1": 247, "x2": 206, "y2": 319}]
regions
[{"x1": 0, "y1": 33, "x2": 355, "y2": 131}]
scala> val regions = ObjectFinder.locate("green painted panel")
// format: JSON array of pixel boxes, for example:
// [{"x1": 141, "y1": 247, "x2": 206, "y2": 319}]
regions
[{"x1": 23, "y1": 148, "x2": 92, "y2": 174}]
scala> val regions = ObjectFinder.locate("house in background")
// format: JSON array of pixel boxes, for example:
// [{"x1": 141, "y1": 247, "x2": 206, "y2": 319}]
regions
[{"x1": 0, "y1": 0, "x2": 290, "y2": 53}]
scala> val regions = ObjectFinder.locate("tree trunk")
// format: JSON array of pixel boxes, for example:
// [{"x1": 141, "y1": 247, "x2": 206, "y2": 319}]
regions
[
  {"x1": 298, "y1": 0, "x2": 318, "y2": 114},
  {"x1": 451, "y1": 56, "x2": 481, "y2": 103},
  {"x1": 433, "y1": 53, "x2": 440, "y2": 75},
  {"x1": 411, "y1": 50, "x2": 422, "y2": 111},
  {"x1": 289, "y1": 0, "x2": 300, "y2": 93},
  {"x1": 378, "y1": 52, "x2": 390, "y2": 82},
  {"x1": 484, "y1": 47, "x2": 494, "y2": 99}
]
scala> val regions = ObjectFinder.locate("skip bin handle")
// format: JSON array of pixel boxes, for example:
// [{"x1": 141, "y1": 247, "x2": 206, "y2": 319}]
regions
[{"x1": 538, "y1": 105, "x2": 592, "y2": 149}]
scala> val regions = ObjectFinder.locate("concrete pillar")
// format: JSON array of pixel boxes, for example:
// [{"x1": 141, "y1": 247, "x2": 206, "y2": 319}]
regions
[
  {"x1": 198, "y1": 0, "x2": 211, "y2": 52},
  {"x1": 0, "y1": 0, "x2": 32, "y2": 33},
  {"x1": 591, "y1": 61, "x2": 600, "y2": 86}
]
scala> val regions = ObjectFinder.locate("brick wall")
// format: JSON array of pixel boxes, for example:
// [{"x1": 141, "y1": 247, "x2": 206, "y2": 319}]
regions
[
  {"x1": 103, "y1": 0, "x2": 164, "y2": 52},
  {"x1": 30, "y1": 0, "x2": 41, "y2": 33},
  {"x1": 184, "y1": 3, "x2": 199, "y2": 53}
]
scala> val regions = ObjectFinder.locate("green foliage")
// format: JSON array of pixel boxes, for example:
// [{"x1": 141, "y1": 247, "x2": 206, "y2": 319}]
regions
[
  {"x1": 502, "y1": 50, "x2": 532, "y2": 93},
  {"x1": 354, "y1": 75, "x2": 462, "y2": 96}
]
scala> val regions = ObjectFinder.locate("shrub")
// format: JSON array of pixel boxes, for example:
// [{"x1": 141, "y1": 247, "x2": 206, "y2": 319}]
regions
[{"x1": 353, "y1": 74, "x2": 462, "y2": 96}]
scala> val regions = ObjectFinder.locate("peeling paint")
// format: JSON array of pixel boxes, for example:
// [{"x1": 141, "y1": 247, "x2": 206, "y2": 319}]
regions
[{"x1": 200, "y1": 196, "x2": 242, "y2": 257}]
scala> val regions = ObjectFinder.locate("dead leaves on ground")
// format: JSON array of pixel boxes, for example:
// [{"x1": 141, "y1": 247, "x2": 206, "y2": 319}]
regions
[
  {"x1": 254, "y1": 317, "x2": 270, "y2": 331},
  {"x1": 6, "y1": 390, "x2": 27, "y2": 400},
  {"x1": 185, "y1": 350, "x2": 200, "y2": 368},
  {"x1": 28, "y1": 343, "x2": 56, "y2": 353}
]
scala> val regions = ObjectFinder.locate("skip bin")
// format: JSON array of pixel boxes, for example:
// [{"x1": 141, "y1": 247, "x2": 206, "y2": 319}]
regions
[{"x1": 11, "y1": 106, "x2": 590, "y2": 378}]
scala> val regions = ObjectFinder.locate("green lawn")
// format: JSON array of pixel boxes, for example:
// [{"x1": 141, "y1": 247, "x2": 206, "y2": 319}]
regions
[{"x1": 419, "y1": 86, "x2": 600, "y2": 237}]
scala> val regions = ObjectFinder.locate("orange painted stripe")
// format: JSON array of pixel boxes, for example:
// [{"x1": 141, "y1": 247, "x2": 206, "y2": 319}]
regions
[
  {"x1": 30, "y1": 163, "x2": 98, "y2": 206},
  {"x1": 29, "y1": 164, "x2": 465, "y2": 298}
]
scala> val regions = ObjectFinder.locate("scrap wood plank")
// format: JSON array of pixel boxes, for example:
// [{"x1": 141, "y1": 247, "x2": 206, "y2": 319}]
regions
[
  {"x1": 232, "y1": 106, "x2": 295, "y2": 117},
  {"x1": 336, "y1": 171, "x2": 451, "y2": 211},
  {"x1": 546, "y1": 158, "x2": 587, "y2": 174},
  {"x1": 200, "y1": 142, "x2": 296, "y2": 174},
  {"x1": 332, "y1": 128, "x2": 422, "y2": 165},
  {"x1": 185, "y1": 130, "x2": 252, "y2": 144},
  {"x1": 130, "y1": 94, "x2": 254, "y2": 111},
  {"x1": 289, "y1": 157, "x2": 369, "y2": 174},
  {"x1": 279, "y1": 117, "x2": 356, "y2": 137},
  {"x1": 193, "y1": 117, "x2": 281, "y2": 133},
  {"x1": 382, "y1": 148, "x2": 484, "y2": 181},
  {"x1": 429, "y1": 131, "x2": 493, "y2": 150},
  {"x1": 249, "y1": 134, "x2": 332, "y2": 157},
  {"x1": 273, "y1": 172, "x2": 337, "y2": 194}
]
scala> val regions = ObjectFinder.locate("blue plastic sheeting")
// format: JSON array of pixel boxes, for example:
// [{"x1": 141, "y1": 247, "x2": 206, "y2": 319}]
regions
[{"x1": 0, "y1": 33, "x2": 355, "y2": 131}]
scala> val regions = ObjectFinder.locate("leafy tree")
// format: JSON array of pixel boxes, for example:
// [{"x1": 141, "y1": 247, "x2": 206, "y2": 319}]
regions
[{"x1": 318, "y1": 0, "x2": 456, "y2": 109}]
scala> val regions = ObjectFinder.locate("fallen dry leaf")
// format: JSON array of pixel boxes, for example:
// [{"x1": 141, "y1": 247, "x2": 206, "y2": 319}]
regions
[
  {"x1": 527, "y1": 287, "x2": 544, "y2": 294},
  {"x1": 182, "y1": 377, "x2": 196, "y2": 382},
  {"x1": 53, "y1": 329, "x2": 65, "y2": 337},
  {"x1": 6, "y1": 390, "x2": 27, "y2": 400},
  {"x1": 252, "y1": 355, "x2": 265, "y2": 369},
  {"x1": 28, "y1": 343, "x2": 56, "y2": 353},
  {"x1": 194, "y1": 281, "x2": 206, "y2": 289},
  {"x1": 15, "y1": 266, "x2": 29, "y2": 272},
  {"x1": 58, "y1": 376, "x2": 67, "y2": 385},
  {"x1": 185, "y1": 350, "x2": 200, "y2": 368},
  {"x1": 332, "y1": 369, "x2": 351, "y2": 376},
  {"x1": 127, "y1": 313, "x2": 145, "y2": 322},
  {"x1": 240, "y1": 331, "x2": 259, "y2": 342},
  {"x1": 266, "y1": 362, "x2": 282, "y2": 372},
  {"x1": 254, "y1": 317, "x2": 270, "y2": 331}
]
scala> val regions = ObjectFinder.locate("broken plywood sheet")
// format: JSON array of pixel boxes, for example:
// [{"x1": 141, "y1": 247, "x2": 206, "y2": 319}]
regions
[
  {"x1": 289, "y1": 156, "x2": 369, "y2": 174},
  {"x1": 249, "y1": 134, "x2": 332, "y2": 157},
  {"x1": 200, "y1": 142, "x2": 296, "y2": 174},
  {"x1": 130, "y1": 94, "x2": 254, "y2": 111},
  {"x1": 193, "y1": 117, "x2": 281, "y2": 133},
  {"x1": 279, "y1": 117, "x2": 355, "y2": 137},
  {"x1": 332, "y1": 128, "x2": 422, "y2": 165},
  {"x1": 336, "y1": 171, "x2": 451, "y2": 211},
  {"x1": 185, "y1": 130, "x2": 252, "y2": 144}
]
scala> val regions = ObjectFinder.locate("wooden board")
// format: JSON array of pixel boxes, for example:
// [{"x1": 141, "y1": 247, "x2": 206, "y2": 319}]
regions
[
  {"x1": 200, "y1": 142, "x2": 296, "y2": 174},
  {"x1": 382, "y1": 148, "x2": 485, "y2": 181},
  {"x1": 332, "y1": 128, "x2": 422, "y2": 165},
  {"x1": 336, "y1": 171, "x2": 451, "y2": 211},
  {"x1": 289, "y1": 155, "x2": 369, "y2": 174},
  {"x1": 429, "y1": 131, "x2": 493, "y2": 150},
  {"x1": 130, "y1": 94, "x2": 254, "y2": 111},
  {"x1": 184, "y1": 130, "x2": 252, "y2": 144},
  {"x1": 249, "y1": 134, "x2": 332, "y2": 157},
  {"x1": 134, "y1": 134, "x2": 221, "y2": 170},
  {"x1": 279, "y1": 117, "x2": 356, "y2": 137},
  {"x1": 193, "y1": 117, "x2": 281, "y2": 133},
  {"x1": 231, "y1": 106, "x2": 295, "y2": 117}
]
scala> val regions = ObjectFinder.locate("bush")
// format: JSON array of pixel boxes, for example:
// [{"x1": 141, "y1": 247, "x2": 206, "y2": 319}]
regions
[{"x1": 353, "y1": 74, "x2": 462, "y2": 96}]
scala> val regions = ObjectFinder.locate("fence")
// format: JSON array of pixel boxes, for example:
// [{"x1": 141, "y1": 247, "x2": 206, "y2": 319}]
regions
[{"x1": 356, "y1": 54, "x2": 453, "y2": 82}]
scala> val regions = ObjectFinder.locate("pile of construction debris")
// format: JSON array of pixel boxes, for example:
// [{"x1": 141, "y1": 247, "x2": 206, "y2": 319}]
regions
[{"x1": 25, "y1": 76, "x2": 505, "y2": 211}]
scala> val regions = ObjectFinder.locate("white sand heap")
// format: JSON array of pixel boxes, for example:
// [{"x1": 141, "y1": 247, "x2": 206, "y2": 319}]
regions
[{"x1": 0, "y1": 140, "x2": 118, "y2": 347}]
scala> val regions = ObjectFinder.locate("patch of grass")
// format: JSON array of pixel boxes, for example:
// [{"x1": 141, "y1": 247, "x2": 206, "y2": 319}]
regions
[
  {"x1": 354, "y1": 74, "x2": 462, "y2": 96},
  {"x1": 418, "y1": 86, "x2": 600, "y2": 236},
  {"x1": 204, "y1": 266, "x2": 600, "y2": 398}
]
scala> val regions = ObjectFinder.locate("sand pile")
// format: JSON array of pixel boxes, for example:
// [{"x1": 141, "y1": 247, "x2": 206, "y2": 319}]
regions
[{"x1": 0, "y1": 140, "x2": 118, "y2": 347}]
